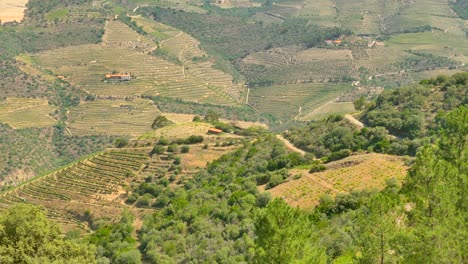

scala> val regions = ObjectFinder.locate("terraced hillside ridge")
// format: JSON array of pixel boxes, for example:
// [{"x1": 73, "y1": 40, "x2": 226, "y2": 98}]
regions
[
  {"x1": 0, "y1": 148, "x2": 151, "y2": 230},
  {"x1": 239, "y1": 47, "x2": 358, "y2": 84},
  {"x1": 267, "y1": 153, "x2": 408, "y2": 209},
  {"x1": 67, "y1": 98, "x2": 160, "y2": 136},
  {"x1": 29, "y1": 18, "x2": 245, "y2": 106},
  {"x1": 141, "y1": 141, "x2": 242, "y2": 186},
  {"x1": 0, "y1": 98, "x2": 57, "y2": 128},
  {"x1": 248, "y1": 83, "x2": 353, "y2": 121},
  {"x1": 129, "y1": 0, "x2": 207, "y2": 14},
  {"x1": 135, "y1": 16, "x2": 246, "y2": 103}
]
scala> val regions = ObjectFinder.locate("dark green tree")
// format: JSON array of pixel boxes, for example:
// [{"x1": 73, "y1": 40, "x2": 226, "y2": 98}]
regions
[
  {"x1": 254, "y1": 199, "x2": 327, "y2": 264},
  {"x1": 151, "y1": 115, "x2": 174, "y2": 129}
]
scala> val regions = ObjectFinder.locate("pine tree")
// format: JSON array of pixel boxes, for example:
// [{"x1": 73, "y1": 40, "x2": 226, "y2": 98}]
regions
[{"x1": 254, "y1": 199, "x2": 327, "y2": 264}]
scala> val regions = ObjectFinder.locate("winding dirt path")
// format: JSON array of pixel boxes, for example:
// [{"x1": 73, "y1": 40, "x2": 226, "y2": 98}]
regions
[
  {"x1": 276, "y1": 135, "x2": 306, "y2": 156},
  {"x1": 344, "y1": 114, "x2": 364, "y2": 129}
]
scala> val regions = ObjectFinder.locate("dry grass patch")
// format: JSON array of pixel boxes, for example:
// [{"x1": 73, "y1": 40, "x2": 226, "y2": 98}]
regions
[
  {"x1": 303, "y1": 102, "x2": 355, "y2": 121},
  {"x1": 138, "y1": 122, "x2": 213, "y2": 140},
  {"x1": 0, "y1": 0, "x2": 28, "y2": 24},
  {"x1": 0, "y1": 98, "x2": 56, "y2": 128},
  {"x1": 268, "y1": 153, "x2": 408, "y2": 209}
]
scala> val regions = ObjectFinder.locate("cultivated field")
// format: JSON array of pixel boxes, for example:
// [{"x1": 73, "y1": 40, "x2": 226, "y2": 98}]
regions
[
  {"x1": 128, "y1": 0, "x2": 207, "y2": 13},
  {"x1": 240, "y1": 46, "x2": 358, "y2": 84},
  {"x1": 0, "y1": 148, "x2": 151, "y2": 230},
  {"x1": 249, "y1": 83, "x2": 352, "y2": 120},
  {"x1": 0, "y1": 98, "x2": 56, "y2": 128},
  {"x1": 138, "y1": 122, "x2": 214, "y2": 140},
  {"x1": 0, "y1": 0, "x2": 28, "y2": 24},
  {"x1": 30, "y1": 19, "x2": 244, "y2": 106},
  {"x1": 268, "y1": 153, "x2": 408, "y2": 209},
  {"x1": 67, "y1": 98, "x2": 160, "y2": 136},
  {"x1": 303, "y1": 102, "x2": 355, "y2": 121}
]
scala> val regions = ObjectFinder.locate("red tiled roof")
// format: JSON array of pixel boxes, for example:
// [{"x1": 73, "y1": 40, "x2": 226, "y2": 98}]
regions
[{"x1": 208, "y1": 128, "x2": 223, "y2": 133}]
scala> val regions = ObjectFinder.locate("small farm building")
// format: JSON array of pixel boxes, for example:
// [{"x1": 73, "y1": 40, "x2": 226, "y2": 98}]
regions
[
  {"x1": 208, "y1": 128, "x2": 223, "y2": 134},
  {"x1": 105, "y1": 73, "x2": 131, "y2": 81}
]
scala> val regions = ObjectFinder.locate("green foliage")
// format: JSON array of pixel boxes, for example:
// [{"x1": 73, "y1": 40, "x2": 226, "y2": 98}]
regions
[
  {"x1": 398, "y1": 106, "x2": 467, "y2": 262},
  {"x1": 327, "y1": 149, "x2": 352, "y2": 162},
  {"x1": 118, "y1": 15, "x2": 146, "y2": 36},
  {"x1": 309, "y1": 163, "x2": 326, "y2": 173},
  {"x1": 151, "y1": 115, "x2": 174, "y2": 129},
  {"x1": 181, "y1": 145, "x2": 190, "y2": 153},
  {"x1": 157, "y1": 136, "x2": 169, "y2": 146},
  {"x1": 0, "y1": 204, "x2": 95, "y2": 263},
  {"x1": 138, "y1": 136, "x2": 304, "y2": 262},
  {"x1": 204, "y1": 110, "x2": 221, "y2": 123},
  {"x1": 88, "y1": 210, "x2": 139, "y2": 263},
  {"x1": 114, "y1": 137, "x2": 129, "y2": 148},
  {"x1": 353, "y1": 96, "x2": 367, "y2": 111},
  {"x1": 449, "y1": 0, "x2": 468, "y2": 20},
  {"x1": 254, "y1": 199, "x2": 327, "y2": 263},
  {"x1": 166, "y1": 144, "x2": 179, "y2": 153},
  {"x1": 175, "y1": 135, "x2": 204, "y2": 145},
  {"x1": 150, "y1": 145, "x2": 165, "y2": 155},
  {"x1": 284, "y1": 115, "x2": 397, "y2": 157},
  {"x1": 141, "y1": 7, "x2": 349, "y2": 61},
  {"x1": 363, "y1": 73, "x2": 467, "y2": 139}
]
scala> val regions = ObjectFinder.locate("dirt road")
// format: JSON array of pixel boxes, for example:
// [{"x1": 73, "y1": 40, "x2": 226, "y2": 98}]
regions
[
  {"x1": 344, "y1": 114, "x2": 364, "y2": 129},
  {"x1": 276, "y1": 134, "x2": 306, "y2": 156}
]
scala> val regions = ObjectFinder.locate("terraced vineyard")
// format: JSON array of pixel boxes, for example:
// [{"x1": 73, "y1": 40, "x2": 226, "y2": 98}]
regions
[
  {"x1": 67, "y1": 98, "x2": 160, "y2": 136},
  {"x1": 103, "y1": 20, "x2": 156, "y2": 53},
  {"x1": 151, "y1": 18, "x2": 247, "y2": 103},
  {"x1": 0, "y1": 98, "x2": 56, "y2": 128},
  {"x1": 249, "y1": 83, "x2": 352, "y2": 120},
  {"x1": 268, "y1": 153, "x2": 408, "y2": 209},
  {"x1": 240, "y1": 47, "x2": 358, "y2": 84},
  {"x1": 30, "y1": 19, "x2": 244, "y2": 106},
  {"x1": 0, "y1": 148, "x2": 151, "y2": 230}
]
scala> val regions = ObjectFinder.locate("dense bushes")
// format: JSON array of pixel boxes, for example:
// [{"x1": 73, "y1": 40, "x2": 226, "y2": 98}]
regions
[
  {"x1": 283, "y1": 115, "x2": 394, "y2": 157},
  {"x1": 138, "y1": 136, "x2": 307, "y2": 262},
  {"x1": 362, "y1": 72, "x2": 467, "y2": 139},
  {"x1": 0, "y1": 204, "x2": 96, "y2": 263}
]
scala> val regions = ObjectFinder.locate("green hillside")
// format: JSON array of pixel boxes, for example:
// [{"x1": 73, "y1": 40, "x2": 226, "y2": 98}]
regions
[{"x1": 0, "y1": 1, "x2": 466, "y2": 263}]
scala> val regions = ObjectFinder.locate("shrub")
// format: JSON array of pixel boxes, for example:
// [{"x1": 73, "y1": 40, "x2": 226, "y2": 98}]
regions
[
  {"x1": 136, "y1": 194, "x2": 152, "y2": 207},
  {"x1": 151, "y1": 145, "x2": 165, "y2": 155},
  {"x1": 181, "y1": 145, "x2": 190, "y2": 153},
  {"x1": 183, "y1": 135, "x2": 203, "y2": 144},
  {"x1": 256, "y1": 192, "x2": 272, "y2": 208},
  {"x1": 266, "y1": 174, "x2": 284, "y2": 189},
  {"x1": 114, "y1": 138, "x2": 128, "y2": 148},
  {"x1": 125, "y1": 193, "x2": 138, "y2": 204},
  {"x1": 327, "y1": 149, "x2": 352, "y2": 162},
  {"x1": 309, "y1": 164, "x2": 326, "y2": 173},
  {"x1": 158, "y1": 136, "x2": 169, "y2": 145},
  {"x1": 167, "y1": 144, "x2": 178, "y2": 153},
  {"x1": 151, "y1": 115, "x2": 174, "y2": 129}
]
